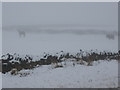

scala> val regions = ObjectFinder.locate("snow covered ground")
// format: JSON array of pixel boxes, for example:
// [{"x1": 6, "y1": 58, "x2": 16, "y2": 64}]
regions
[
  {"x1": 0, "y1": 73, "x2": 1, "y2": 89},
  {"x1": 2, "y1": 60, "x2": 118, "y2": 88}
]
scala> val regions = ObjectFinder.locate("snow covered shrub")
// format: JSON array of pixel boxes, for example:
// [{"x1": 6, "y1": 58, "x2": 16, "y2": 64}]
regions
[
  {"x1": 76, "y1": 59, "x2": 86, "y2": 65},
  {"x1": 47, "y1": 55, "x2": 60, "y2": 65},
  {"x1": 73, "y1": 62, "x2": 75, "y2": 66},
  {"x1": 64, "y1": 53, "x2": 70, "y2": 59},
  {"x1": 10, "y1": 68, "x2": 18, "y2": 75},
  {"x1": 54, "y1": 64, "x2": 63, "y2": 68},
  {"x1": 0, "y1": 59, "x2": 1, "y2": 72},
  {"x1": 87, "y1": 61, "x2": 93, "y2": 66},
  {"x1": 2, "y1": 61, "x2": 12, "y2": 74},
  {"x1": 19, "y1": 72, "x2": 30, "y2": 77},
  {"x1": 1, "y1": 50, "x2": 120, "y2": 74}
]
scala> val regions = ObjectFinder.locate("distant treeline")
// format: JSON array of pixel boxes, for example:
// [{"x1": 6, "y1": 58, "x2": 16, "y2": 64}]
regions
[{"x1": 1, "y1": 50, "x2": 120, "y2": 74}]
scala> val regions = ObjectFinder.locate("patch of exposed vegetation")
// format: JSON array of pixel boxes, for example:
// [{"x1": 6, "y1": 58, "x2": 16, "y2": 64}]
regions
[{"x1": 1, "y1": 49, "x2": 120, "y2": 74}]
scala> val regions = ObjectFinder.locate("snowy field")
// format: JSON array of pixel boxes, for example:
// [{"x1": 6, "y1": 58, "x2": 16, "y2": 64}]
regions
[
  {"x1": 0, "y1": 73, "x2": 1, "y2": 89},
  {"x1": 2, "y1": 60, "x2": 118, "y2": 88}
]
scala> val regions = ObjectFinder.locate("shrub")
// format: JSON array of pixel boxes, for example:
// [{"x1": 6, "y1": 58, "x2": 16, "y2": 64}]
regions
[{"x1": 1, "y1": 50, "x2": 119, "y2": 74}]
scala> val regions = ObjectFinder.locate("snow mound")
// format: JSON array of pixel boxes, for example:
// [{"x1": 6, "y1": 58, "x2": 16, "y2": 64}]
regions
[{"x1": 2, "y1": 60, "x2": 118, "y2": 88}]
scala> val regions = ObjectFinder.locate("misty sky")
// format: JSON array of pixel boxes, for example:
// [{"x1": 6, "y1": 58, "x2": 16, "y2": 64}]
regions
[
  {"x1": 2, "y1": 2, "x2": 118, "y2": 28},
  {"x1": 2, "y1": 2, "x2": 118, "y2": 55}
]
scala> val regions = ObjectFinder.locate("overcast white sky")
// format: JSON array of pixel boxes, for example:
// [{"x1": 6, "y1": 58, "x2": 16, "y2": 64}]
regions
[
  {"x1": 1, "y1": 2, "x2": 118, "y2": 55},
  {"x1": 2, "y1": 2, "x2": 118, "y2": 28}
]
